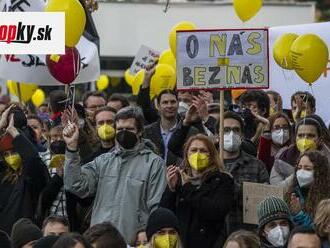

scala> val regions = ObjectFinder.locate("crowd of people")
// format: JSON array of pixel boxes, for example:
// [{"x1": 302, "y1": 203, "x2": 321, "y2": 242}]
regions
[{"x1": 1, "y1": 65, "x2": 330, "y2": 248}]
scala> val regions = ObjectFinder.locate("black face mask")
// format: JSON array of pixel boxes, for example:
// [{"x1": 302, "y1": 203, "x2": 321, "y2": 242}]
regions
[
  {"x1": 50, "y1": 140, "x2": 66, "y2": 154},
  {"x1": 116, "y1": 130, "x2": 138, "y2": 150}
]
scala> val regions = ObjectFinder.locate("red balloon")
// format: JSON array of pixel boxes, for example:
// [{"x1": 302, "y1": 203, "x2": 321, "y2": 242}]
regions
[{"x1": 46, "y1": 46, "x2": 81, "y2": 85}]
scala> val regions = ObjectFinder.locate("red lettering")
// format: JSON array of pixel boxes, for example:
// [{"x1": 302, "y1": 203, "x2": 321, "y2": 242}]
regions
[{"x1": 4, "y1": 55, "x2": 20, "y2": 62}]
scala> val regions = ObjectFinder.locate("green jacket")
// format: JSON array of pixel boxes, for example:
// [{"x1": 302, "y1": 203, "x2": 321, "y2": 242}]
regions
[{"x1": 64, "y1": 140, "x2": 166, "y2": 242}]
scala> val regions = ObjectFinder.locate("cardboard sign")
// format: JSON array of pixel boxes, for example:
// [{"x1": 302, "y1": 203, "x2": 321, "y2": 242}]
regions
[
  {"x1": 129, "y1": 45, "x2": 160, "y2": 75},
  {"x1": 176, "y1": 29, "x2": 269, "y2": 91},
  {"x1": 243, "y1": 182, "x2": 284, "y2": 225}
]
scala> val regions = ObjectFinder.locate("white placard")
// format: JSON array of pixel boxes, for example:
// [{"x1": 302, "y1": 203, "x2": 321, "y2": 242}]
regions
[
  {"x1": 129, "y1": 45, "x2": 159, "y2": 75},
  {"x1": 269, "y1": 22, "x2": 330, "y2": 124},
  {"x1": 176, "y1": 29, "x2": 269, "y2": 91}
]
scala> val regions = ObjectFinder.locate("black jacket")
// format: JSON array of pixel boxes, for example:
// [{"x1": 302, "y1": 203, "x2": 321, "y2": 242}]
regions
[
  {"x1": 144, "y1": 120, "x2": 198, "y2": 166},
  {"x1": 0, "y1": 134, "x2": 49, "y2": 234},
  {"x1": 160, "y1": 171, "x2": 234, "y2": 248}
]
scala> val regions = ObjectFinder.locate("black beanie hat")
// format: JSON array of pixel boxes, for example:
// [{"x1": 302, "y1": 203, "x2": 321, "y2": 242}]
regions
[
  {"x1": 11, "y1": 218, "x2": 43, "y2": 248},
  {"x1": 33, "y1": 235, "x2": 59, "y2": 248},
  {"x1": 146, "y1": 208, "x2": 180, "y2": 241},
  {"x1": 0, "y1": 229, "x2": 11, "y2": 248}
]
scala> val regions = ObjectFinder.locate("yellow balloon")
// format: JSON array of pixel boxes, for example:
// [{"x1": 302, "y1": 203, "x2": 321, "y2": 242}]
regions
[
  {"x1": 132, "y1": 70, "x2": 145, "y2": 95},
  {"x1": 31, "y1": 89, "x2": 46, "y2": 107},
  {"x1": 7, "y1": 80, "x2": 38, "y2": 102},
  {"x1": 96, "y1": 75, "x2": 109, "y2": 91},
  {"x1": 233, "y1": 0, "x2": 262, "y2": 22},
  {"x1": 150, "y1": 64, "x2": 176, "y2": 96},
  {"x1": 124, "y1": 69, "x2": 135, "y2": 87},
  {"x1": 290, "y1": 34, "x2": 329, "y2": 84},
  {"x1": 169, "y1": 21, "x2": 196, "y2": 57},
  {"x1": 273, "y1": 33, "x2": 299, "y2": 70},
  {"x1": 45, "y1": 0, "x2": 86, "y2": 47},
  {"x1": 159, "y1": 49, "x2": 176, "y2": 71}
]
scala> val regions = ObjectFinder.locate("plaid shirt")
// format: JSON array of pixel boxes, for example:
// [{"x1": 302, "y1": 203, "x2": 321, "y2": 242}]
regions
[{"x1": 224, "y1": 151, "x2": 269, "y2": 234}]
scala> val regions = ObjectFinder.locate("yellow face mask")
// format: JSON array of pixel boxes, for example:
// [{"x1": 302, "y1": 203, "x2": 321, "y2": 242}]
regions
[
  {"x1": 4, "y1": 153, "x2": 22, "y2": 171},
  {"x1": 97, "y1": 124, "x2": 115, "y2": 141},
  {"x1": 154, "y1": 234, "x2": 178, "y2": 248},
  {"x1": 296, "y1": 138, "x2": 317, "y2": 153},
  {"x1": 188, "y1": 152, "x2": 209, "y2": 172}
]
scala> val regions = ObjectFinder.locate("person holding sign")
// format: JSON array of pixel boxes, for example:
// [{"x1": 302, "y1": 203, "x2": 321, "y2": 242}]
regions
[
  {"x1": 223, "y1": 111, "x2": 269, "y2": 234},
  {"x1": 160, "y1": 134, "x2": 234, "y2": 248}
]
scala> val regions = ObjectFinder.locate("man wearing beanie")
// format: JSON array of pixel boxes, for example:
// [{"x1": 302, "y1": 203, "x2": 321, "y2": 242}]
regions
[
  {"x1": 11, "y1": 218, "x2": 43, "y2": 248},
  {"x1": 257, "y1": 196, "x2": 293, "y2": 248},
  {"x1": 146, "y1": 208, "x2": 182, "y2": 248}
]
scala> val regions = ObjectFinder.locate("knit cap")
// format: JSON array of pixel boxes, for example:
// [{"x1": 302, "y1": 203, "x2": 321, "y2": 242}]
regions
[
  {"x1": 257, "y1": 196, "x2": 291, "y2": 230},
  {"x1": 11, "y1": 218, "x2": 43, "y2": 248},
  {"x1": 146, "y1": 208, "x2": 180, "y2": 241}
]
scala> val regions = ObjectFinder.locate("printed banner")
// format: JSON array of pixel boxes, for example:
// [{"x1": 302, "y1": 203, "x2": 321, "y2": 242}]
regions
[
  {"x1": 176, "y1": 29, "x2": 269, "y2": 91},
  {"x1": 129, "y1": 45, "x2": 159, "y2": 75},
  {"x1": 269, "y1": 22, "x2": 330, "y2": 124},
  {"x1": 0, "y1": 0, "x2": 100, "y2": 85}
]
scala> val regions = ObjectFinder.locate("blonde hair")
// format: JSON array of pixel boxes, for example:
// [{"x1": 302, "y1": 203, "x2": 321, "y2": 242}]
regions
[
  {"x1": 223, "y1": 230, "x2": 261, "y2": 248},
  {"x1": 314, "y1": 199, "x2": 330, "y2": 238}
]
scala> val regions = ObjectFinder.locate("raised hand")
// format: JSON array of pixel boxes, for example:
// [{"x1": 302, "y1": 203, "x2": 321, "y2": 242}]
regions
[
  {"x1": 6, "y1": 114, "x2": 19, "y2": 138},
  {"x1": 62, "y1": 107, "x2": 79, "y2": 151},
  {"x1": 183, "y1": 104, "x2": 200, "y2": 126},
  {"x1": 192, "y1": 95, "x2": 208, "y2": 122},
  {"x1": 166, "y1": 165, "x2": 179, "y2": 192},
  {"x1": 290, "y1": 193, "x2": 302, "y2": 214},
  {"x1": 142, "y1": 59, "x2": 159, "y2": 88}
]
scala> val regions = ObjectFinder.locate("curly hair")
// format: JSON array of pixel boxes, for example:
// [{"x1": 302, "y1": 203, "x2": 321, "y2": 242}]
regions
[
  {"x1": 287, "y1": 151, "x2": 330, "y2": 218},
  {"x1": 181, "y1": 134, "x2": 224, "y2": 181},
  {"x1": 314, "y1": 199, "x2": 330, "y2": 238}
]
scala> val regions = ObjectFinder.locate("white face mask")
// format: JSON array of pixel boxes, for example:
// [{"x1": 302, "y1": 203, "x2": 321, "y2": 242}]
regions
[
  {"x1": 272, "y1": 129, "x2": 290, "y2": 146},
  {"x1": 78, "y1": 119, "x2": 85, "y2": 129},
  {"x1": 296, "y1": 169, "x2": 314, "y2": 188},
  {"x1": 224, "y1": 131, "x2": 242, "y2": 152},
  {"x1": 267, "y1": 226, "x2": 290, "y2": 247}
]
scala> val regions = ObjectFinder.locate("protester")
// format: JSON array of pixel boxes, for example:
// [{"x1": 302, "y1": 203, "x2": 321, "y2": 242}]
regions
[
  {"x1": 131, "y1": 229, "x2": 148, "y2": 248},
  {"x1": 52, "y1": 233, "x2": 93, "y2": 248},
  {"x1": 10, "y1": 218, "x2": 43, "y2": 248},
  {"x1": 257, "y1": 196, "x2": 293, "y2": 248},
  {"x1": 239, "y1": 90, "x2": 270, "y2": 142},
  {"x1": 63, "y1": 106, "x2": 166, "y2": 242},
  {"x1": 223, "y1": 230, "x2": 261, "y2": 248},
  {"x1": 291, "y1": 91, "x2": 316, "y2": 123},
  {"x1": 107, "y1": 93, "x2": 130, "y2": 111},
  {"x1": 314, "y1": 199, "x2": 330, "y2": 248},
  {"x1": 258, "y1": 113, "x2": 293, "y2": 173},
  {"x1": 286, "y1": 151, "x2": 330, "y2": 227},
  {"x1": 144, "y1": 89, "x2": 198, "y2": 166},
  {"x1": 223, "y1": 111, "x2": 269, "y2": 234},
  {"x1": 42, "y1": 215, "x2": 70, "y2": 236},
  {"x1": 83, "y1": 106, "x2": 117, "y2": 163},
  {"x1": 287, "y1": 226, "x2": 321, "y2": 248},
  {"x1": 266, "y1": 90, "x2": 283, "y2": 116},
  {"x1": 146, "y1": 207, "x2": 183, "y2": 248},
  {"x1": 270, "y1": 117, "x2": 330, "y2": 186},
  {"x1": 0, "y1": 105, "x2": 49, "y2": 234},
  {"x1": 84, "y1": 222, "x2": 127, "y2": 248},
  {"x1": 160, "y1": 134, "x2": 234, "y2": 248}
]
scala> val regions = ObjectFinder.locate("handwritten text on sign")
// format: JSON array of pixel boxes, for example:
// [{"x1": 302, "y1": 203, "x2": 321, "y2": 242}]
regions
[{"x1": 176, "y1": 29, "x2": 269, "y2": 91}]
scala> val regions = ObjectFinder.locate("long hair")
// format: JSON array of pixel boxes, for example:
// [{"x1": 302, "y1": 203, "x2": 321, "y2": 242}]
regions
[
  {"x1": 314, "y1": 199, "x2": 330, "y2": 238},
  {"x1": 223, "y1": 230, "x2": 260, "y2": 248},
  {"x1": 268, "y1": 112, "x2": 292, "y2": 146},
  {"x1": 181, "y1": 134, "x2": 224, "y2": 181},
  {"x1": 287, "y1": 151, "x2": 330, "y2": 218}
]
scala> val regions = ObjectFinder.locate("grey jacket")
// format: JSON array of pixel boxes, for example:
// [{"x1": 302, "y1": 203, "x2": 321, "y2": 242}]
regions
[{"x1": 64, "y1": 140, "x2": 166, "y2": 242}]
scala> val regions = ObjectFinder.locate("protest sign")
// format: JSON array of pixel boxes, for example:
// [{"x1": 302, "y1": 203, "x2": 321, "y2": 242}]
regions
[
  {"x1": 129, "y1": 45, "x2": 160, "y2": 75},
  {"x1": 243, "y1": 182, "x2": 284, "y2": 225},
  {"x1": 176, "y1": 29, "x2": 269, "y2": 91},
  {"x1": 269, "y1": 22, "x2": 330, "y2": 124}
]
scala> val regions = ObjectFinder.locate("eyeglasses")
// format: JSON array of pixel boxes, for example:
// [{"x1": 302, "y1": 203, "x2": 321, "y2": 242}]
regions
[{"x1": 224, "y1": 127, "x2": 241, "y2": 134}]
